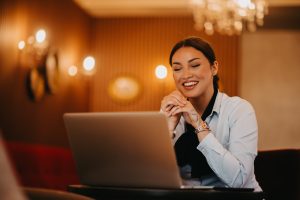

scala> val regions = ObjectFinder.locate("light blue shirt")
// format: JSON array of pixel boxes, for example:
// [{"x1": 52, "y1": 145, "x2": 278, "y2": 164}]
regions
[{"x1": 173, "y1": 92, "x2": 262, "y2": 191}]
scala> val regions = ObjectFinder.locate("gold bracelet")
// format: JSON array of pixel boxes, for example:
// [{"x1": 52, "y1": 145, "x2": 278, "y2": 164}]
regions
[
  {"x1": 194, "y1": 121, "x2": 210, "y2": 134},
  {"x1": 196, "y1": 128, "x2": 210, "y2": 133}
]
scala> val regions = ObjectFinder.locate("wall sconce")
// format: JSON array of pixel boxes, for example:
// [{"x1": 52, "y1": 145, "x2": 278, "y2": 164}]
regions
[
  {"x1": 108, "y1": 75, "x2": 142, "y2": 104},
  {"x1": 18, "y1": 29, "x2": 49, "y2": 58},
  {"x1": 155, "y1": 65, "x2": 168, "y2": 79},
  {"x1": 19, "y1": 28, "x2": 96, "y2": 102},
  {"x1": 67, "y1": 56, "x2": 96, "y2": 77},
  {"x1": 18, "y1": 28, "x2": 59, "y2": 102},
  {"x1": 68, "y1": 65, "x2": 78, "y2": 77},
  {"x1": 83, "y1": 56, "x2": 96, "y2": 75}
]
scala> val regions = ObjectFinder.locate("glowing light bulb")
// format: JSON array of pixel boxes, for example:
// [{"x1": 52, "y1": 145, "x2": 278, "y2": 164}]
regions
[
  {"x1": 68, "y1": 65, "x2": 78, "y2": 76},
  {"x1": 236, "y1": 0, "x2": 251, "y2": 8},
  {"x1": 155, "y1": 65, "x2": 167, "y2": 79},
  {"x1": 83, "y1": 56, "x2": 95, "y2": 72},
  {"x1": 35, "y1": 29, "x2": 46, "y2": 43},
  {"x1": 18, "y1": 40, "x2": 25, "y2": 50}
]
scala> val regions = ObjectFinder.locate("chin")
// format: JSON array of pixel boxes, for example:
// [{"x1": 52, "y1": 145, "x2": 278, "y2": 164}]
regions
[
  {"x1": 185, "y1": 94, "x2": 199, "y2": 99},
  {"x1": 180, "y1": 89, "x2": 200, "y2": 99}
]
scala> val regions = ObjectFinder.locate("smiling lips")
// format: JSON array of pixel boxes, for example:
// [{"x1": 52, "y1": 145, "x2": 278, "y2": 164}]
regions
[{"x1": 183, "y1": 81, "x2": 198, "y2": 90}]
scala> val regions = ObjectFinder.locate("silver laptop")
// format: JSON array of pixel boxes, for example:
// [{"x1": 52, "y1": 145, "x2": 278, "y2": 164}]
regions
[{"x1": 63, "y1": 112, "x2": 212, "y2": 189}]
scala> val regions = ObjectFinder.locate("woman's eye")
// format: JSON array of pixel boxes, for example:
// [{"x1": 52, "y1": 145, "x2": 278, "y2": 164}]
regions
[
  {"x1": 172, "y1": 67, "x2": 182, "y2": 71},
  {"x1": 192, "y1": 64, "x2": 200, "y2": 68}
]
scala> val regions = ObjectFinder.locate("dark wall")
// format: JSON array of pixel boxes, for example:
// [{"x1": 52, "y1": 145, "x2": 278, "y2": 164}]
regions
[{"x1": 0, "y1": 0, "x2": 92, "y2": 146}]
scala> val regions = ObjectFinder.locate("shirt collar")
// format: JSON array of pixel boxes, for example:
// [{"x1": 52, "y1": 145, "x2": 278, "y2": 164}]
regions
[
  {"x1": 201, "y1": 87, "x2": 218, "y2": 120},
  {"x1": 211, "y1": 91, "x2": 222, "y2": 116}
]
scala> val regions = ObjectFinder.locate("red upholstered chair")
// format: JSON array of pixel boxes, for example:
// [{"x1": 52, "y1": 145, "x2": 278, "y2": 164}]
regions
[
  {"x1": 4, "y1": 141, "x2": 80, "y2": 190},
  {"x1": 1, "y1": 135, "x2": 92, "y2": 200}
]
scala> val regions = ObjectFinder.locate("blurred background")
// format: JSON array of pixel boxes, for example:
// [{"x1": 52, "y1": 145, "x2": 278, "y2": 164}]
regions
[{"x1": 0, "y1": 0, "x2": 299, "y2": 150}]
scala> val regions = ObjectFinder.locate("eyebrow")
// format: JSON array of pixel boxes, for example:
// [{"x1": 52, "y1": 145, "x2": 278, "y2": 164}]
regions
[
  {"x1": 188, "y1": 58, "x2": 201, "y2": 63},
  {"x1": 172, "y1": 58, "x2": 201, "y2": 65}
]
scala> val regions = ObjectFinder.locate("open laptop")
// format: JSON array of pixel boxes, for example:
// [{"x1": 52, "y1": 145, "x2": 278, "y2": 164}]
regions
[{"x1": 63, "y1": 112, "x2": 213, "y2": 189}]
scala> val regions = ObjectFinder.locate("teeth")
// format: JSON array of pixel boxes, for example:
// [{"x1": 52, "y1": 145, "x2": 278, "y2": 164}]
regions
[{"x1": 184, "y1": 81, "x2": 197, "y2": 87}]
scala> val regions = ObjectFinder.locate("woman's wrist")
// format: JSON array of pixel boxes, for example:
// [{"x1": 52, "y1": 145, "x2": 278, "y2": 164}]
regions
[
  {"x1": 194, "y1": 120, "x2": 210, "y2": 133},
  {"x1": 194, "y1": 120, "x2": 210, "y2": 141}
]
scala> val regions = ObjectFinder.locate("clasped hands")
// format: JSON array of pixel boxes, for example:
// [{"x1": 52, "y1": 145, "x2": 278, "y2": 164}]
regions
[{"x1": 161, "y1": 91, "x2": 203, "y2": 136}]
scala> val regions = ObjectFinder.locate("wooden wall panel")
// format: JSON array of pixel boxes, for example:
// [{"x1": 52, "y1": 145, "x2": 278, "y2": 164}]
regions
[
  {"x1": 0, "y1": 2, "x2": 240, "y2": 145},
  {"x1": 91, "y1": 17, "x2": 239, "y2": 112},
  {"x1": 0, "y1": 0, "x2": 92, "y2": 146}
]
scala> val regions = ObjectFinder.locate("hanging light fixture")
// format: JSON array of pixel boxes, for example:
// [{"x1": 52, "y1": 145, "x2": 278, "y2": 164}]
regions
[{"x1": 190, "y1": 0, "x2": 268, "y2": 35}]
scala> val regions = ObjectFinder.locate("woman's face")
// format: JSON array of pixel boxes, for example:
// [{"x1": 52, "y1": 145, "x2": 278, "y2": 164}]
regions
[{"x1": 171, "y1": 46, "x2": 218, "y2": 99}]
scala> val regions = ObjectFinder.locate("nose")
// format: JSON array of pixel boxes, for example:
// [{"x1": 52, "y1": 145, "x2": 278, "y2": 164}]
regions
[{"x1": 182, "y1": 68, "x2": 193, "y2": 79}]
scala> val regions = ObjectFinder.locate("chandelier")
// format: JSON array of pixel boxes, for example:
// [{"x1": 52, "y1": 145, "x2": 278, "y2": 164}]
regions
[{"x1": 190, "y1": 0, "x2": 268, "y2": 35}]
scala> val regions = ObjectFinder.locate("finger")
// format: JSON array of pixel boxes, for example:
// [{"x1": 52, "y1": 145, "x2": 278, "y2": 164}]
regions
[
  {"x1": 171, "y1": 106, "x2": 184, "y2": 116},
  {"x1": 161, "y1": 91, "x2": 187, "y2": 111},
  {"x1": 168, "y1": 105, "x2": 181, "y2": 117},
  {"x1": 172, "y1": 90, "x2": 187, "y2": 101},
  {"x1": 165, "y1": 104, "x2": 174, "y2": 112},
  {"x1": 161, "y1": 99, "x2": 175, "y2": 111},
  {"x1": 169, "y1": 94, "x2": 187, "y2": 106},
  {"x1": 167, "y1": 106, "x2": 179, "y2": 117},
  {"x1": 163, "y1": 98, "x2": 184, "y2": 109},
  {"x1": 174, "y1": 104, "x2": 199, "y2": 122},
  {"x1": 165, "y1": 91, "x2": 185, "y2": 103},
  {"x1": 162, "y1": 100, "x2": 179, "y2": 111},
  {"x1": 172, "y1": 90, "x2": 188, "y2": 102}
]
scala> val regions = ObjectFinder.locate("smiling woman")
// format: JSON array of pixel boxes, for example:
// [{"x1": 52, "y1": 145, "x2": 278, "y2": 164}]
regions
[{"x1": 160, "y1": 36, "x2": 262, "y2": 191}]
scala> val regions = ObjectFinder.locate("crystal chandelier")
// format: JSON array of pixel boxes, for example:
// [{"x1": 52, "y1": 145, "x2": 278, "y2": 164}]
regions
[{"x1": 190, "y1": 0, "x2": 268, "y2": 35}]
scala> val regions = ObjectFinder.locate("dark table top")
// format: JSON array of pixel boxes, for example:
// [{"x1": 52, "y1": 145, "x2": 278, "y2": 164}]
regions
[{"x1": 68, "y1": 185, "x2": 266, "y2": 200}]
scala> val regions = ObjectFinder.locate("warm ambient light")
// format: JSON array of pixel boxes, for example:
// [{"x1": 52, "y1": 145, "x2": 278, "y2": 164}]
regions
[
  {"x1": 68, "y1": 65, "x2": 78, "y2": 77},
  {"x1": 18, "y1": 40, "x2": 25, "y2": 50},
  {"x1": 108, "y1": 76, "x2": 141, "y2": 103},
  {"x1": 17, "y1": 27, "x2": 56, "y2": 102},
  {"x1": 35, "y1": 29, "x2": 46, "y2": 43},
  {"x1": 190, "y1": 0, "x2": 268, "y2": 35},
  {"x1": 18, "y1": 28, "x2": 49, "y2": 60},
  {"x1": 155, "y1": 65, "x2": 167, "y2": 79},
  {"x1": 83, "y1": 56, "x2": 96, "y2": 72}
]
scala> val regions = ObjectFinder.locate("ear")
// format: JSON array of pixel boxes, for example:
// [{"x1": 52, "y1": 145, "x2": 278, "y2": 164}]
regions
[{"x1": 211, "y1": 61, "x2": 219, "y2": 76}]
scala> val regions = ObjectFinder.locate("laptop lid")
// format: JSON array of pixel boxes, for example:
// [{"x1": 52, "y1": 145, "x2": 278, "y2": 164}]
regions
[{"x1": 64, "y1": 112, "x2": 182, "y2": 189}]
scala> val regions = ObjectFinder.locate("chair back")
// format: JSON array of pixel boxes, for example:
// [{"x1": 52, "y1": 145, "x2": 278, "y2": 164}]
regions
[{"x1": 255, "y1": 149, "x2": 300, "y2": 200}]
